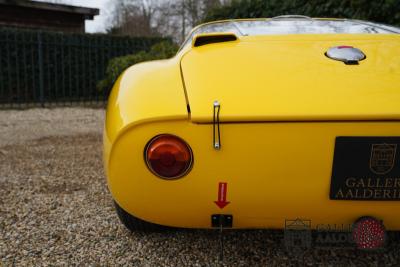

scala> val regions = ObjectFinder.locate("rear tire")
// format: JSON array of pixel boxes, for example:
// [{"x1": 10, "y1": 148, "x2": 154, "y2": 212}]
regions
[{"x1": 114, "y1": 201, "x2": 173, "y2": 232}]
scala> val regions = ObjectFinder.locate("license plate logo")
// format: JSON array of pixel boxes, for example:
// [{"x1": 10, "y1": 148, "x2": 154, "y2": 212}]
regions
[{"x1": 370, "y1": 143, "x2": 397, "y2": 175}]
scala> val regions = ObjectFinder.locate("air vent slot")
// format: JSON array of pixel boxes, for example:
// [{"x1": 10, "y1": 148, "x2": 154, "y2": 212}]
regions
[{"x1": 193, "y1": 33, "x2": 238, "y2": 47}]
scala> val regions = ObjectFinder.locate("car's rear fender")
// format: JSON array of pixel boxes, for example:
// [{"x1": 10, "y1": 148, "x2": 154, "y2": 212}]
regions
[
  {"x1": 107, "y1": 120, "x2": 400, "y2": 230},
  {"x1": 103, "y1": 57, "x2": 188, "y2": 174}
]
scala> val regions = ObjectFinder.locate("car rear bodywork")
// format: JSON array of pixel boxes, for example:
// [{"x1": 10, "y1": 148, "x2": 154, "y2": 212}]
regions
[{"x1": 104, "y1": 20, "x2": 400, "y2": 230}]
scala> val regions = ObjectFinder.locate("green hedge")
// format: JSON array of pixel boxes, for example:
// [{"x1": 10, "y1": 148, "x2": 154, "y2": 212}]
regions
[
  {"x1": 0, "y1": 27, "x2": 169, "y2": 105},
  {"x1": 204, "y1": 0, "x2": 400, "y2": 26},
  {"x1": 97, "y1": 41, "x2": 178, "y2": 92}
]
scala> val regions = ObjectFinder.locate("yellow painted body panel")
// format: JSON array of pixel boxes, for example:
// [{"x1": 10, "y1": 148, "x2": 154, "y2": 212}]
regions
[
  {"x1": 103, "y1": 57, "x2": 188, "y2": 173},
  {"x1": 181, "y1": 34, "x2": 400, "y2": 122},
  {"x1": 104, "y1": 32, "x2": 400, "y2": 230},
  {"x1": 107, "y1": 120, "x2": 400, "y2": 230}
]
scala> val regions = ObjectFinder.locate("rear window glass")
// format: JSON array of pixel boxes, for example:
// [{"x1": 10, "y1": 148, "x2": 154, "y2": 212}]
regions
[
  {"x1": 236, "y1": 20, "x2": 400, "y2": 35},
  {"x1": 181, "y1": 18, "x2": 400, "y2": 49}
]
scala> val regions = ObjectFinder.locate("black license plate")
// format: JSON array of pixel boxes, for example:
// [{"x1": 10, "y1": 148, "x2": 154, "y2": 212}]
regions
[{"x1": 330, "y1": 137, "x2": 400, "y2": 200}]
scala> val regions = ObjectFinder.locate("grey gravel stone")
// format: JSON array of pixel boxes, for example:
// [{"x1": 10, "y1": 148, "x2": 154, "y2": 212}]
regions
[{"x1": 0, "y1": 108, "x2": 399, "y2": 266}]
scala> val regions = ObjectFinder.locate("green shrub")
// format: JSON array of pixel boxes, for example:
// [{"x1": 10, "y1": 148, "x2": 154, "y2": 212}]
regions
[{"x1": 97, "y1": 40, "x2": 178, "y2": 92}]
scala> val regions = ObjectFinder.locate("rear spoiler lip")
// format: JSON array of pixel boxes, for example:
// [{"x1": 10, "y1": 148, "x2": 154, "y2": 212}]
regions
[{"x1": 192, "y1": 32, "x2": 238, "y2": 47}]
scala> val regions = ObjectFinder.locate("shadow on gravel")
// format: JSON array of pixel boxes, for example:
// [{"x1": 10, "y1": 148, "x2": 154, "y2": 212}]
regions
[{"x1": 133, "y1": 229, "x2": 400, "y2": 266}]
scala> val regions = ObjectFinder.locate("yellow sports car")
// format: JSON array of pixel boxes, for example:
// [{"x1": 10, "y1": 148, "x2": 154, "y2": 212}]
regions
[{"x1": 104, "y1": 16, "x2": 400, "y2": 241}]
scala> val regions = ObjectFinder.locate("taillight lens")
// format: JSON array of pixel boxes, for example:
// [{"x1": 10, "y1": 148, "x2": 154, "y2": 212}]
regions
[
  {"x1": 145, "y1": 134, "x2": 193, "y2": 179},
  {"x1": 352, "y1": 216, "x2": 386, "y2": 250}
]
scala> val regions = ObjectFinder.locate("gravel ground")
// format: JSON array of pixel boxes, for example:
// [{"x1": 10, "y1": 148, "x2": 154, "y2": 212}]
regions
[
  {"x1": 1, "y1": 108, "x2": 400, "y2": 266},
  {"x1": 0, "y1": 108, "x2": 104, "y2": 147}
]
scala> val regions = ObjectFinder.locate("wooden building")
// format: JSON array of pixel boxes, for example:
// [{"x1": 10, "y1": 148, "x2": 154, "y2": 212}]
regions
[{"x1": 0, "y1": 0, "x2": 99, "y2": 33}]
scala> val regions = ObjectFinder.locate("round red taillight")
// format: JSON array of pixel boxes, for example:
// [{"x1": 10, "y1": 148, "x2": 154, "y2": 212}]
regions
[{"x1": 145, "y1": 134, "x2": 193, "y2": 179}]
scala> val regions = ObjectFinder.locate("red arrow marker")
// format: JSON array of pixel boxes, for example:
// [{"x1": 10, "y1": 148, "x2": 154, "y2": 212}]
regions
[{"x1": 214, "y1": 182, "x2": 230, "y2": 209}]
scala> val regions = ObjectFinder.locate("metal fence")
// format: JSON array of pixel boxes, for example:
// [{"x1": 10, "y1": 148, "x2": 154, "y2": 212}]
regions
[{"x1": 0, "y1": 28, "x2": 167, "y2": 108}]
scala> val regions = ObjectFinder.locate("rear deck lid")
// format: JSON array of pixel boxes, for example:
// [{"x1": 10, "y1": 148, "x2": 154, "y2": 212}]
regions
[{"x1": 180, "y1": 34, "x2": 400, "y2": 122}]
